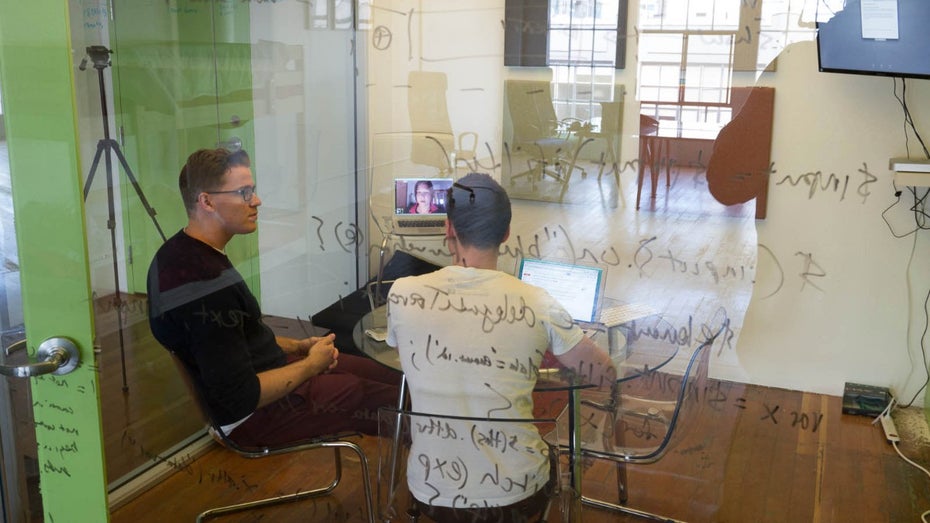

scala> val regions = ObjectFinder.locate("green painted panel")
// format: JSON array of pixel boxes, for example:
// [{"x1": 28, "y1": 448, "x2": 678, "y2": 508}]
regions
[
  {"x1": 109, "y1": 0, "x2": 259, "y2": 296},
  {"x1": 0, "y1": 1, "x2": 108, "y2": 521}
]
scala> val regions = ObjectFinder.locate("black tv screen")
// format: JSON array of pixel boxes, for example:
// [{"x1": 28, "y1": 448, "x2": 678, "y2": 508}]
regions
[{"x1": 817, "y1": 0, "x2": 930, "y2": 80}]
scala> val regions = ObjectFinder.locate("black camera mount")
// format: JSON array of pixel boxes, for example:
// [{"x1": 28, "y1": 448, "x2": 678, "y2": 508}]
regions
[{"x1": 79, "y1": 45, "x2": 112, "y2": 71}]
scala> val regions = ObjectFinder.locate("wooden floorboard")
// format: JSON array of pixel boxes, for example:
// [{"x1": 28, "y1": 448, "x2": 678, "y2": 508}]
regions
[{"x1": 110, "y1": 382, "x2": 930, "y2": 523}]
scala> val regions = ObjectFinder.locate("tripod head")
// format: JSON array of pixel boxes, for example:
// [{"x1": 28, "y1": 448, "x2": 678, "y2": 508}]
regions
[{"x1": 78, "y1": 45, "x2": 112, "y2": 71}]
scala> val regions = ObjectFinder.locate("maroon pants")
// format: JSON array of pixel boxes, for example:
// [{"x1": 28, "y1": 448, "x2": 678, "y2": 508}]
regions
[{"x1": 229, "y1": 354, "x2": 401, "y2": 447}]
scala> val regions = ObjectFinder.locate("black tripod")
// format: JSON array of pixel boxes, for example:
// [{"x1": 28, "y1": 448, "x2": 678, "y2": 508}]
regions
[{"x1": 80, "y1": 46, "x2": 166, "y2": 392}]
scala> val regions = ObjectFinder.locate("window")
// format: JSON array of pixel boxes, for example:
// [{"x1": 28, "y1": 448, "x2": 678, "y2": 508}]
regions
[
  {"x1": 638, "y1": 0, "x2": 741, "y2": 135},
  {"x1": 548, "y1": 0, "x2": 627, "y2": 121}
]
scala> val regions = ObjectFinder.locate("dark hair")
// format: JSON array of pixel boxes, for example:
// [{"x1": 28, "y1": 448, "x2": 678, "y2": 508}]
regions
[
  {"x1": 414, "y1": 180, "x2": 434, "y2": 192},
  {"x1": 447, "y1": 172, "x2": 511, "y2": 249},
  {"x1": 179, "y1": 148, "x2": 251, "y2": 213}
]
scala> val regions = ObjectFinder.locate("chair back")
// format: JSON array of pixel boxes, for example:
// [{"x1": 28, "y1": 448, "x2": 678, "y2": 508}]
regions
[
  {"x1": 598, "y1": 99, "x2": 624, "y2": 135},
  {"x1": 167, "y1": 352, "x2": 260, "y2": 453},
  {"x1": 376, "y1": 406, "x2": 562, "y2": 521},
  {"x1": 408, "y1": 70, "x2": 455, "y2": 169},
  {"x1": 566, "y1": 321, "x2": 726, "y2": 464},
  {"x1": 639, "y1": 114, "x2": 659, "y2": 136},
  {"x1": 505, "y1": 75, "x2": 561, "y2": 145}
]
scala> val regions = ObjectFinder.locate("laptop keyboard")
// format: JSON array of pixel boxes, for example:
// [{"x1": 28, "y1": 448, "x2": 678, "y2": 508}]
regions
[
  {"x1": 598, "y1": 303, "x2": 657, "y2": 327},
  {"x1": 396, "y1": 218, "x2": 446, "y2": 229}
]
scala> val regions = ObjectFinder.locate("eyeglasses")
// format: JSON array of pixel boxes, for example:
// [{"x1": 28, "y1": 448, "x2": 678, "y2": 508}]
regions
[{"x1": 205, "y1": 185, "x2": 257, "y2": 202}]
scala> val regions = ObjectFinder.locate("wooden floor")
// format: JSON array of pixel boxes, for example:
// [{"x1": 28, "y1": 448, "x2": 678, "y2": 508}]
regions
[{"x1": 110, "y1": 380, "x2": 930, "y2": 522}]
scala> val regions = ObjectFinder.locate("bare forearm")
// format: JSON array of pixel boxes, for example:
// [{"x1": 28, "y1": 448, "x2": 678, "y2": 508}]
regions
[
  {"x1": 257, "y1": 334, "x2": 338, "y2": 407},
  {"x1": 255, "y1": 359, "x2": 319, "y2": 408},
  {"x1": 275, "y1": 336, "x2": 301, "y2": 354},
  {"x1": 554, "y1": 336, "x2": 618, "y2": 390}
]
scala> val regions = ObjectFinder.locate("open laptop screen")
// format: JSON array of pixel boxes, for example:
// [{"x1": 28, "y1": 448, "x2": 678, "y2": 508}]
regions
[
  {"x1": 394, "y1": 178, "x2": 453, "y2": 216},
  {"x1": 516, "y1": 258, "x2": 604, "y2": 323}
]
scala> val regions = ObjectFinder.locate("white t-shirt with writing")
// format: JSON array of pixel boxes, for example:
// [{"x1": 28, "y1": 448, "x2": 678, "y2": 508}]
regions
[{"x1": 386, "y1": 265, "x2": 583, "y2": 509}]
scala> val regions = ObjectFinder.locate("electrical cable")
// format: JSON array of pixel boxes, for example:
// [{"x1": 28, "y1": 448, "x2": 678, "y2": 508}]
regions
[
  {"x1": 893, "y1": 78, "x2": 930, "y2": 160},
  {"x1": 901, "y1": 285, "x2": 930, "y2": 408},
  {"x1": 890, "y1": 78, "x2": 930, "y2": 407}
]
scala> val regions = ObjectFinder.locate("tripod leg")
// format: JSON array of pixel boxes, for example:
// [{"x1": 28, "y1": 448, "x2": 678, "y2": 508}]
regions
[
  {"x1": 96, "y1": 140, "x2": 131, "y2": 393},
  {"x1": 109, "y1": 140, "x2": 167, "y2": 242},
  {"x1": 83, "y1": 141, "x2": 107, "y2": 201}
]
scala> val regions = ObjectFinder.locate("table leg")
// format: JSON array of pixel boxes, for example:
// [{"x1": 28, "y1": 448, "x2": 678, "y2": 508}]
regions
[
  {"x1": 567, "y1": 387, "x2": 582, "y2": 522},
  {"x1": 386, "y1": 376, "x2": 408, "y2": 515}
]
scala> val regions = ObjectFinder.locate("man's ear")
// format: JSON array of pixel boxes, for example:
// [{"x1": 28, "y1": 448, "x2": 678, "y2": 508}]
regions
[
  {"x1": 196, "y1": 192, "x2": 214, "y2": 211},
  {"x1": 502, "y1": 226, "x2": 510, "y2": 243},
  {"x1": 445, "y1": 219, "x2": 456, "y2": 239}
]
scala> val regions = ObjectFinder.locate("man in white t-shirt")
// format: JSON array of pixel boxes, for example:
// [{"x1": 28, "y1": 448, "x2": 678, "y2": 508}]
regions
[{"x1": 386, "y1": 172, "x2": 617, "y2": 522}]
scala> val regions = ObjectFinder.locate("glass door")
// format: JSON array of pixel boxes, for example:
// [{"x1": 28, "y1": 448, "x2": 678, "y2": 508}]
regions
[
  {"x1": 104, "y1": 0, "x2": 362, "y2": 506},
  {"x1": 0, "y1": 1, "x2": 363, "y2": 519}
]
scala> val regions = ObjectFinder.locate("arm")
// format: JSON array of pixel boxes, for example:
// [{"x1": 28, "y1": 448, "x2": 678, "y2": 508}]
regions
[
  {"x1": 553, "y1": 335, "x2": 617, "y2": 391},
  {"x1": 256, "y1": 334, "x2": 339, "y2": 408},
  {"x1": 275, "y1": 335, "x2": 331, "y2": 355}
]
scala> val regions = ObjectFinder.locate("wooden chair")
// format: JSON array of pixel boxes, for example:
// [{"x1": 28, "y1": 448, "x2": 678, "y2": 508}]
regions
[
  {"x1": 635, "y1": 114, "x2": 671, "y2": 210},
  {"x1": 168, "y1": 354, "x2": 376, "y2": 522},
  {"x1": 547, "y1": 323, "x2": 725, "y2": 521},
  {"x1": 706, "y1": 86, "x2": 775, "y2": 219},
  {"x1": 376, "y1": 406, "x2": 563, "y2": 522}
]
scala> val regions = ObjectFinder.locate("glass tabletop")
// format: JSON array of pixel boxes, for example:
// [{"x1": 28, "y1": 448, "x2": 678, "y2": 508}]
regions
[{"x1": 352, "y1": 304, "x2": 683, "y2": 390}]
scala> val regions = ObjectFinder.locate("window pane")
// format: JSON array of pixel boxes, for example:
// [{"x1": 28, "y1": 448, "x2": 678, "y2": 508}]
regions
[{"x1": 639, "y1": 33, "x2": 683, "y2": 64}]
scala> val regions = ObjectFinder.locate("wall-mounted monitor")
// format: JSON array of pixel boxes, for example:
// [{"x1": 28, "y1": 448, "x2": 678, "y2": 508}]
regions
[{"x1": 816, "y1": 0, "x2": 930, "y2": 80}]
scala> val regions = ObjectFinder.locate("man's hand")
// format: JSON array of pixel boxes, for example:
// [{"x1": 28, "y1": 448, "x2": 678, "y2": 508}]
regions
[
  {"x1": 257, "y1": 333, "x2": 340, "y2": 409},
  {"x1": 304, "y1": 333, "x2": 338, "y2": 374}
]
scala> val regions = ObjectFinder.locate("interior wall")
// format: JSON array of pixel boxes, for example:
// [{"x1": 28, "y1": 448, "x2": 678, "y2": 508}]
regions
[
  {"x1": 362, "y1": 0, "x2": 930, "y2": 408},
  {"x1": 737, "y1": 42, "x2": 930, "y2": 404}
]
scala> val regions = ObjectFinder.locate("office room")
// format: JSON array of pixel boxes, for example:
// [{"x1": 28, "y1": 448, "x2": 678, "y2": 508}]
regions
[{"x1": 0, "y1": 0, "x2": 927, "y2": 521}]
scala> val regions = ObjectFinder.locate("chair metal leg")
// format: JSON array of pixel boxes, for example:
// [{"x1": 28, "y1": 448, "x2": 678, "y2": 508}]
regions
[
  {"x1": 616, "y1": 461, "x2": 629, "y2": 503},
  {"x1": 581, "y1": 495, "x2": 682, "y2": 522},
  {"x1": 198, "y1": 441, "x2": 375, "y2": 523}
]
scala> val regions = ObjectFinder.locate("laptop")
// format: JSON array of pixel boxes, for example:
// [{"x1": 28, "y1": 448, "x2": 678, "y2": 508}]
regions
[
  {"x1": 390, "y1": 177, "x2": 453, "y2": 236},
  {"x1": 516, "y1": 257, "x2": 657, "y2": 328},
  {"x1": 516, "y1": 258, "x2": 606, "y2": 326}
]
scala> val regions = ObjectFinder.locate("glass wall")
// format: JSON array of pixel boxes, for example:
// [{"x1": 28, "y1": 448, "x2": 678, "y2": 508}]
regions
[
  {"x1": 68, "y1": 0, "x2": 362, "y2": 495},
  {"x1": 5, "y1": 0, "x2": 928, "y2": 517}
]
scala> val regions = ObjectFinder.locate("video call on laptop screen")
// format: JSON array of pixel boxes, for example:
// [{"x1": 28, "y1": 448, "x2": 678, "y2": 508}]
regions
[
  {"x1": 394, "y1": 178, "x2": 453, "y2": 215},
  {"x1": 516, "y1": 258, "x2": 604, "y2": 323}
]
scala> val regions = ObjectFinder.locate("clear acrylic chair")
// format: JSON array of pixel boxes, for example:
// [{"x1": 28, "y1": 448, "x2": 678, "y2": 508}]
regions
[
  {"x1": 547, "y1": 324, "x2": 725, "y2": 521},
  {"x1": 376, "y1": 406, "x2": 564, "y2": 523}
]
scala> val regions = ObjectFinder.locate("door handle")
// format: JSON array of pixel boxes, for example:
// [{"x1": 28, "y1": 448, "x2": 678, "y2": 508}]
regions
[{"x1": 0, "y1": 337, "x2": 80, "y2": 378}]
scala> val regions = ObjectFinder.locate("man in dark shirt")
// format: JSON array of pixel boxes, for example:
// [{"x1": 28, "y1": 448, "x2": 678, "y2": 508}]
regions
[{"x1": 147, "y1": 148, "x2": 399, "y2": 447}]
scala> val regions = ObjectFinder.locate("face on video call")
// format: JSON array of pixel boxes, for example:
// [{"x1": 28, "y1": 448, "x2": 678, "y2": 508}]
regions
[{"x1": 410, "y1": 180, "x2": 436, "y2": 214}]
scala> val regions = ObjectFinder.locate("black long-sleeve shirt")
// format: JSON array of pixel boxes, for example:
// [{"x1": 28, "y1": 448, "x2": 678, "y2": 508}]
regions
[{"x1": 147, "y1": 230, "x2": 284, "y2": 425}]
